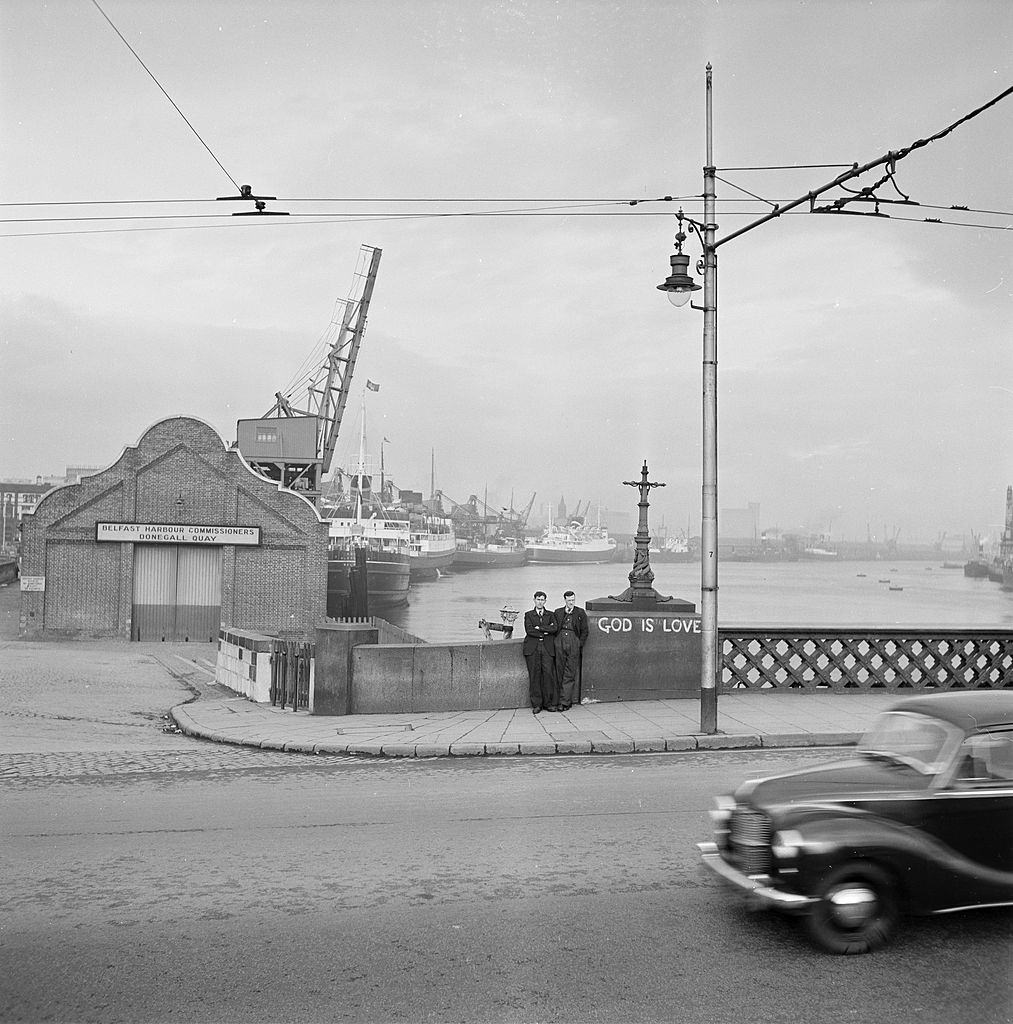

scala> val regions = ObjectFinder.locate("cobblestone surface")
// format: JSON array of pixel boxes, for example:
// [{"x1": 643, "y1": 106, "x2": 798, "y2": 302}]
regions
[
  {"x1": 0, "y1": 746, "x2": 360, "y2": 782},
  {"x1": 0, "y1": 585, "x2": 346, "y2": 779}
]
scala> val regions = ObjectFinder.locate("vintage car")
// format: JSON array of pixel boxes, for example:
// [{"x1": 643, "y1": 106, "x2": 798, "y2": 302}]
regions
[{"x1": 698, "y1": 690, "x2": 1013, "y2": 954}]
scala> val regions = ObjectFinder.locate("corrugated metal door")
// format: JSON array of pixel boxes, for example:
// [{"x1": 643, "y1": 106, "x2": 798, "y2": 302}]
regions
[
  {"x1": 132, "y1": 544, "x2": 221, "y2": 642},
  {"x1": 132, "y1": 544, "x2": 178, "y2": 641},
  {"x1": 175, "y1": 545, "x2": 221, "y2": 642}
]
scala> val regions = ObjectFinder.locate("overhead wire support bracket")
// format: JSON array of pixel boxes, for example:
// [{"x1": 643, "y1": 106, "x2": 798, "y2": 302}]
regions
[{"x1": 216, "y1": 184, "x2": 289, "y2": 216}]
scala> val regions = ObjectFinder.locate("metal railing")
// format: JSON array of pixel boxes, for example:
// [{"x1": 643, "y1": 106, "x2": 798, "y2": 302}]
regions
[
  {"x1": 270, "y1": 639, "x2": 313, "y2": 710},
  {"x1": 719, "y1": 627, "x2": 1013, "y2": 692}
]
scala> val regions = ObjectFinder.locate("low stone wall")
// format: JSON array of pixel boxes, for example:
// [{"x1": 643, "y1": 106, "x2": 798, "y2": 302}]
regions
[
  {"x1": 216, "y1": 628, "x2": 277, "y2": 703},
  {"x1": 351, "y1": 637, "x2": 527, "y2": 713}
]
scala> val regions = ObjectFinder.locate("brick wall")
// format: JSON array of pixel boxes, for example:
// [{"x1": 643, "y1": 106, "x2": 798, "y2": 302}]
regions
[{"x1": 20, "y1": 416, "x2": 328, "y2": 640}]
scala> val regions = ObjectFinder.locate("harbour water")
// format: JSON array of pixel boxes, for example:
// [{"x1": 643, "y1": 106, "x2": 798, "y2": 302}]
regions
[{"x1": 386, "y1": 560, "x2": 1013, "y2": 644}]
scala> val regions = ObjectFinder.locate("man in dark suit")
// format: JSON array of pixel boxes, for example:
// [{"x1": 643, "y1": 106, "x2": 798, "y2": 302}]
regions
[
  {"x1": 553, "y1": 589, "x2": 589, "y2": 710},
  {"x1": 522, "y1": 590, "x2": 558, "y2": 714}
]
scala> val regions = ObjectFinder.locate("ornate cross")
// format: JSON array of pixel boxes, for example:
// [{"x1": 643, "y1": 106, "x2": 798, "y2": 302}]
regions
[
  {"x1": 624, "y1": 461, "x2": 665, "y2": 509},
  {"x1": 610, "y1": 461, "x2": 672, "y2": 604}
]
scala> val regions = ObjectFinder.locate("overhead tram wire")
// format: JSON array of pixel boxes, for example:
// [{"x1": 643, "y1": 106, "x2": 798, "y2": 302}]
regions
[
  {"x1": 5, "y1": 209, "x2": 1007, "y2": 241},
  {"x1": 90, "y1": 0, "x2": 242, "y2": 194},
  {"x1": 4, "y1": 194, "x2": 1009, "y2": 217}
]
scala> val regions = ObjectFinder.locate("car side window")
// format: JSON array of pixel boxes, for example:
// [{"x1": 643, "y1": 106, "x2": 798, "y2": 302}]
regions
[{"x1": 954, "y1": 731, "x2": 1013, "y2": 786}]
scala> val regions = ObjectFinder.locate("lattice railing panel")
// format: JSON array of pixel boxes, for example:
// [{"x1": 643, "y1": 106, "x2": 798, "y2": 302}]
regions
[{"x1": 719, "y1": 628, "x2": 1013, "y2": 692}]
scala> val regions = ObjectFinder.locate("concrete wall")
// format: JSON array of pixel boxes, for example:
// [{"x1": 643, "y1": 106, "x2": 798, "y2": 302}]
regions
[
  {"x1": 350, "y1": 638, "x2": 527, "y2": 713},
  {"x1": 217, "y1": 629, "x2": 276, "y2": 702}
]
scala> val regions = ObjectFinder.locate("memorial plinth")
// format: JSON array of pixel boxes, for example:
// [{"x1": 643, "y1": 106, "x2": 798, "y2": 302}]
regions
[{"x1": 579, "y1": 461, "x2": 702, "y2": 701}]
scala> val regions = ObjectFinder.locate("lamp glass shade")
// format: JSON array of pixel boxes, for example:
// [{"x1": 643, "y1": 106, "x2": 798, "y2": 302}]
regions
[{"x1": 666, "y1": 289, "x2": 694, "y2": 307}]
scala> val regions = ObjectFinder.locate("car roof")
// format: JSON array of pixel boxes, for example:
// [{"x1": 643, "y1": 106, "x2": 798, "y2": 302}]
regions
[{"x1": 886, "y1": 690, "x2": 1013, "y2": 731}]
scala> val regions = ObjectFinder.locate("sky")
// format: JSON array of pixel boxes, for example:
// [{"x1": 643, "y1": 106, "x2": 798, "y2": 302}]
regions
[{"x1": 2, "y1": 0, "x2": 1011, "y2": 546}]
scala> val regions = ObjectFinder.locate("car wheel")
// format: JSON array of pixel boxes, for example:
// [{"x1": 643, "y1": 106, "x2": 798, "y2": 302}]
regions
[{"x1": 804, "y1": 861, "x2": 898, "y2": 955}]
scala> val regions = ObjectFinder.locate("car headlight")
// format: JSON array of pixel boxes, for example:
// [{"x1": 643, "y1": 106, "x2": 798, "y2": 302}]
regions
[
  {"x1": 709, "y1": 795, "x2": 736, "y2": 827},
  {"x1": 771, "y1": 829, "x2": 804, "y2": 860}
]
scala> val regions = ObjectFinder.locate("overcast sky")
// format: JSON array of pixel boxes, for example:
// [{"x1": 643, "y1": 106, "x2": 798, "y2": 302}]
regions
[{"x1": 2, "y1": 0, "x2": 1010, "y2": 544}]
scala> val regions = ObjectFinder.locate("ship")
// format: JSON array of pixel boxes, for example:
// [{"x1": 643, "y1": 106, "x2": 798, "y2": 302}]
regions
[
  {"x1": 802, "y1": 546, "x2": 841, "y2": 560},
  {"x1": 320, "y1": 391, "x2": 411, "y2": 614},
  {"x1": 453, "y1": 534, "x2": 529, "y2": 569},
  {"x1": 525, "y1": 517, "x2": 616, "y2": 564},
  {"x1": 322, "y1": 505, "x2": 411, "y2": 614},
  {"x1": 407, "y1": 510, "x2": 457, "y2": 579}
]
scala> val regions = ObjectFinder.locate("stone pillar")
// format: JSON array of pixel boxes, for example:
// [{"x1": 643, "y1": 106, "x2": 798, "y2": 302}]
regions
[
  {"x1": 581, "y1": 596, "x2": 701, "y2": 701},
  {"x1": 312, "y1": 622, "x2": 378, "y2": 715},
  {"x1": 579, "y1": 461, "x2": 702, "y2": 701}
]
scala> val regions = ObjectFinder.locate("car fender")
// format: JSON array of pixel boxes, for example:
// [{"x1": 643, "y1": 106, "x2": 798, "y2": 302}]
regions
[{"x1": 773, "y1": 806, "x2": 1013, "y2": 914}]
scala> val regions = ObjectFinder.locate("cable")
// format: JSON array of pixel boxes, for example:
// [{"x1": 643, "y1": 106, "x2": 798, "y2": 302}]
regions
[
  {"x1": 90, "y1": 0, "x2": 241, "y2": 193},
  {"x1": 3, "y1": 211, "x2": 1005, "y2": 239},
  {"x1": 4, "y1": 196, "x2": 1009, "y2": 216}
]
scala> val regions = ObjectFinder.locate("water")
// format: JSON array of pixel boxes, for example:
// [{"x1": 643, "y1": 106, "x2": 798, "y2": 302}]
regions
[{"x1": 385, "y1": 560, "x2": 1013, "y2": 643}]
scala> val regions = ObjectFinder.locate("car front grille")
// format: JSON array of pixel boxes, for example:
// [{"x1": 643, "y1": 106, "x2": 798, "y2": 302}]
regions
[{"x1": 728, "y1": 807, "x2": 772, "y2": 875}]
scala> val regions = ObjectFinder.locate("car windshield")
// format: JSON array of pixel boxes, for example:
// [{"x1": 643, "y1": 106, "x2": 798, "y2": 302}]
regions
[{"x1": 858, "y1": 711, "x2": 962, "y2": 775}]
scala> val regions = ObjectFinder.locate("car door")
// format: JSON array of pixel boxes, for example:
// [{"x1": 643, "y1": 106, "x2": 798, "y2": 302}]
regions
[{"x1": 920, "y1": 729, "x2": 1013, "y2": 902}]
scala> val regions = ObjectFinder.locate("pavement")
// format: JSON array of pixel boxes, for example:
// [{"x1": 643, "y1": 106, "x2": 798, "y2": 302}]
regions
[
  {"x1": 170, "y1": 684, "x2": 901, "y2": 759},
  {"x1": 0, "y1": 583, "x2": 901, "y2": 761}
]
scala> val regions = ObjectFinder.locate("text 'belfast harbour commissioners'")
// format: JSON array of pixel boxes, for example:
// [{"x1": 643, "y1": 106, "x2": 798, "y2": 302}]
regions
[{"x1": 95, "y1": 523, "x2": 261, "y2": 545}]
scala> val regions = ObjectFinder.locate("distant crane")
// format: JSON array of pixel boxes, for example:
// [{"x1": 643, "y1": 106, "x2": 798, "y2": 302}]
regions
[
  {"x1": 235, "y1": 245, "x2": 382, "y2": 506},
  {"x1": 436, "y1": 489, "x2": 536, "y2": 540}
]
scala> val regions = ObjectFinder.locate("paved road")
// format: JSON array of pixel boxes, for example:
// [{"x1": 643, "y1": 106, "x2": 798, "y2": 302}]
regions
[
  {"x1": 5, "y1": 747, "x2": 1012, "y2": 1024},
  {"x1": 2, "y1": 583, "x2": 1010, "y2": 1023}
]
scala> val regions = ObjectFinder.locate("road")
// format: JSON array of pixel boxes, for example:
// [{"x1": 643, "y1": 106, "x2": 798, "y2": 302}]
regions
[
  {"x1": 3, "y1": 745, "x2": 1011, "y2": 1024},
  {"x1": 0, "y1": 581, "x2": 1009, "y2": 1024}
]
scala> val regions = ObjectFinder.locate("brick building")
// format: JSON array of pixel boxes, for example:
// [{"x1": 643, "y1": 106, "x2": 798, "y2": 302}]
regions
[
  {"x1": 19, "y1": 416, "x2": 328, "y2": 641},
  {"x1": 1, "y1": 480, "x2": 54, "y2": 555}
]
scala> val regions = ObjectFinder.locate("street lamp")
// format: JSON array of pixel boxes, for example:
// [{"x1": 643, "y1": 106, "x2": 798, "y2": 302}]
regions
[
  {"x1": 658, "y1": 65, "x2": 719, "y2": 734},
  {"x1": 657, "y1": 67, "x2": 1013, "y2": 736}
]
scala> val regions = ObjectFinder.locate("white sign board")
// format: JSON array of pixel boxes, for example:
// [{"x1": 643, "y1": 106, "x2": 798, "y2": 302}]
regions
[
  {"x1": 20, "y1": 576, "x2": 45, "y2": 592},
  {"x1": 96, "y1": 523, "x2": 261, "y2": 545}
]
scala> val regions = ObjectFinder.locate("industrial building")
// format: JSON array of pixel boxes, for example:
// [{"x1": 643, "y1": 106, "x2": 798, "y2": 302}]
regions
[{"x1": 19, "y1": 416, "x2": 327, "y2": 641}]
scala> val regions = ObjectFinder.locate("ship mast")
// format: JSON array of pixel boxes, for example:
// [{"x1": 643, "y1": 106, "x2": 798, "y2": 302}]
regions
[{"x1": 355, "y1": 389, "x2": 367, "y2": 525}]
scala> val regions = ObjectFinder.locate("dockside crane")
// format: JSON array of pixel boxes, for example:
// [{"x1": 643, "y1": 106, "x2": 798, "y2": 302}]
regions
[
  {"x1": 435, "y1": 489, "x2": 536, "y2": 540},
  {"x1": 235, "y1": 245, "x2": 382, "y2": 507}
]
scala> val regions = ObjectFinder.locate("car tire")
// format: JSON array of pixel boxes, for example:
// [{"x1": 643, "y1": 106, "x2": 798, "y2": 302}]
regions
[{"x1": 805, "y1": 861, "x2": 898, "y2": 955}]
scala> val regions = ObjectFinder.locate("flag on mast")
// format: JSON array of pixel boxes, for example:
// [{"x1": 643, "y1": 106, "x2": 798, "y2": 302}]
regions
[{"x1": 366, "y1": 380, "x2": 380, "y2": 392}]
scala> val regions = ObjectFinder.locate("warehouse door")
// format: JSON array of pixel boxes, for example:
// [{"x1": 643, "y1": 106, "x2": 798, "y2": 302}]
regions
[{"x1": 132, "y1": 544, "x2": 221, "y2": 642}]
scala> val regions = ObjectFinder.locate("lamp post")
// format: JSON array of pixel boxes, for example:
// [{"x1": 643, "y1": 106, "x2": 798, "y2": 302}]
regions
[
  {"x1": 657, "y1": 64, "x2": 719, "y2": 734},
  {"x1": 656, "y1": 68, "x2": 1013, "y2": 735}
]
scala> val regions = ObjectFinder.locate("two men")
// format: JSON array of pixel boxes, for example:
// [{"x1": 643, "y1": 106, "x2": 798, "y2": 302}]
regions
[{"x1": 523, "y1": 589, "x2": 589, "y2": 714}]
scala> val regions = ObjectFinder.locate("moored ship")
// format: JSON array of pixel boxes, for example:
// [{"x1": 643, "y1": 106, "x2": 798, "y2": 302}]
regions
[
  {"x1": 453, "y1": 535, "x2": 528, "y2": 569},
  {"x1": 525, "y1": 520, "x2": 616, "y2": 564},
  {"x1": 323, "y1": 508, "x2": 411, "y2": 614},
  {"x1": 407, "y1": 511, "x2": 457, "y2": 579}
]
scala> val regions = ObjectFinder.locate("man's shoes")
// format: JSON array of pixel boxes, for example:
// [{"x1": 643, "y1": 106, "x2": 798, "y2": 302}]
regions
[
  {"x1": 560, "y1": 704, "x2": 571, "y2": 711},
  {"x1": 546, "y1": 705, "x2": 560, "y2": 712},
  {"x1": 532, "y1": 707, "x2": 543, "y2": 715}
]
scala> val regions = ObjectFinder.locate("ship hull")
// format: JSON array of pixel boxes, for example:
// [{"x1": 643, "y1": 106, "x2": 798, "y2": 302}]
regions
[
  {"x1": 409, "y1": 547, "x2": 457, "y2": 580},
  {"x1": 964, "y1": 560, "x2": 993, "y2": 579},
  {"x1": 525, "y1": 544, "x2": 615, "y2": 564},
  {"x1": 327, "y1": 554, "x2": 410, "y2": 615},
  {"x1": 325, "y1": 514, "x2": 412, "y2": 616},
  {"x1": 453, "y1": 545, "x2": 529, "y2": 569}
]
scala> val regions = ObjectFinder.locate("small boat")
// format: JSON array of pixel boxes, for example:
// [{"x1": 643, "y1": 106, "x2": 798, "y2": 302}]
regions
[
  {"x1": 889, "y1": 586, "x2": 904, "y2": 591},
  {"x1": 856, "y1": 573, "x2": 867, "y2": 578}
]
